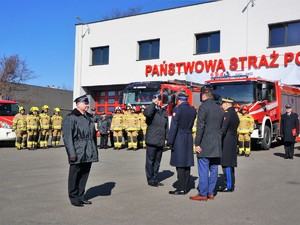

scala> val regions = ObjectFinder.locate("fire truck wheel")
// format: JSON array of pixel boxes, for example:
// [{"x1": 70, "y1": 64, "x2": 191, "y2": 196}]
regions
[{"x1": 261, "y1": 126, "x2": 271, "y2": 150}]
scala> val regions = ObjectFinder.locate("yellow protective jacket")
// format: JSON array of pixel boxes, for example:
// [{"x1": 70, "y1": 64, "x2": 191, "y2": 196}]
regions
[
  {"x1": 111, "y1": 113, "x2": 124, "y2": 131},
  {"x1": 138, "y1": 113, "x2": 147, "y2": 129},
  {"x1": 13, "y1": 113, "x2": 27, "y2": 131},
  {"x1": 51, "y1": 115, "x2": 63, "y2": 130},
  {"x1": 238, "y1": 113, "x2": 254, "y2": 134},
  {"x1": 125, "y1": 113, "x2": 140, "y2": 131},
  {"x1": 40, "y1": 113, "x2": 51, "y2": 129},
  {"x1": 26, "y1": 114, "x2": 40, "y2": 130}
]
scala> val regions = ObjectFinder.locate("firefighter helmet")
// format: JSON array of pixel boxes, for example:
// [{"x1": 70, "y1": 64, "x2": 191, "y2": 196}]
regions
[
  {"x1": 54, "y1": 107, "x2": 60, "y2": 112},
  {"x1": 241, "y1": 105, "x2": 249, "y2": 111},
  {"x1": 19, "y1": 106, "x2": 25, "y2": 112},
  {"x1": 233, "y1": 104, "x2": 240, "y2": 109},
  {"x1": 30, "y1": 106, "x2": 39, "y2": 112},
  {"x1": 140, "y1": 105, "x2": 146, "y2": 110},
  {"x1": 115, "y1": 106, "x2": 122, "y2": 112},
  {"x1": 42, "y1": 105, "x2": 49, "y2": 110},
  {"x1": 131, "y1": 106, "x2": 136, "y2": 111}
]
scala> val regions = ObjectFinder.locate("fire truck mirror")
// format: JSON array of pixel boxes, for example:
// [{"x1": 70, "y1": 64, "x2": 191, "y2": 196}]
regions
[{"x1": 262, "y1": 83, "x2": 268, "y2": 101}]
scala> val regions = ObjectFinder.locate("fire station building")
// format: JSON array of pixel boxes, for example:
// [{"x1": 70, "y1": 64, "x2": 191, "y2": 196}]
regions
[{"x1": 73, "y1": 0, "x2": 300, "y2": 114}]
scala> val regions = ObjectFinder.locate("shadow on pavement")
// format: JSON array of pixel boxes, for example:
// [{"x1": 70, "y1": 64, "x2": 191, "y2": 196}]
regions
[
  {"x1": 273, "y1": 152, "x2": 286, "y2": 158},
  {"x1": 158, "y1": 170, "x2": 174, "y2": 183},
  {"x1": 84, "y1": 182, "x2": 116, "y2": 200}
]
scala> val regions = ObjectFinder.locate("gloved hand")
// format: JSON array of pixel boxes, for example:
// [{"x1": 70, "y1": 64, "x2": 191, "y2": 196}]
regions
[{"x1": 69, "y1": 156, "x2": 77, "y2": 162}]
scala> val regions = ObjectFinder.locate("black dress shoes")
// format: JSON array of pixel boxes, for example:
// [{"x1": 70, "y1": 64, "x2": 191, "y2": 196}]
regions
[
  {"x1": 81, "y1": 200, "x2": 92, "y2": 204},
  {"x1": 148, "y1": 182, "x2": 164, "y2": 187},
  {"x1": 71, "y1": 202, "x2": 84, "y2": 207},
  {"x1": 169, "y1": 190, "x2": 186, "y2": 195}
]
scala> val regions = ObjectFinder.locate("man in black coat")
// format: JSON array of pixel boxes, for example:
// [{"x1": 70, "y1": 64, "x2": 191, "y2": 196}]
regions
[
  {"x1": 62, "y1": 95, "x2": 99, "y2": 207},
  {"x1": 280, "y1": 103, "x2": 299, "y2": 159},
  {"x1": 168, "y1": 92, "x2": 197, "y2": 195},
  {"x1": 144, "y1": 94, "x2": 169, "y2": 187},
  {"x1": 219, "y1": 97, "x2": 240, "y2": 192},
  {"x1": 189, "y1": 88, "x2": 225, "y2": 201},
  {"x1": 98, "y1": 112, "x2": 110, "y2": 149}
]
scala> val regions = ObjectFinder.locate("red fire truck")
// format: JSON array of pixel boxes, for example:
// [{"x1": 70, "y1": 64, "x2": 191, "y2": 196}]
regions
[
  {"x1": 203, "y1": 75, "x2": 300, "y2": 150},
  {"x1": 0, "y1": 99, "x2": 19, "y2": 142},
  {"x1": 122, "y1": 80, "x2": 201, "y2": 115}
]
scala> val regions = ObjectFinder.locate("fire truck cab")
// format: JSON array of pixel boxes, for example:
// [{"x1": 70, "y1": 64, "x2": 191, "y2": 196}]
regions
[
  {"x1": 203, "y1": 75, "x2": 300, "y2": 150},
  {"x1": 123, "y1": 80, "x2": 201, "y2": 116},
  {"x1": 0, "y1": 99, "x2": 19, "y2": 142}
]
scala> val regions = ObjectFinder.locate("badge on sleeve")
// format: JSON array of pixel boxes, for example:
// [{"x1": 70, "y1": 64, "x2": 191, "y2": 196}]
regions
[{"x1": 173, "y1": 112, "x2": 176, "y2": 117}]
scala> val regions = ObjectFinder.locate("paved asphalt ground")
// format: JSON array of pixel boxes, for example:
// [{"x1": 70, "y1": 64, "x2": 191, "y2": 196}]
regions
[{"x1": 1, "y1": 141, "x2": 300, "y2": 225}]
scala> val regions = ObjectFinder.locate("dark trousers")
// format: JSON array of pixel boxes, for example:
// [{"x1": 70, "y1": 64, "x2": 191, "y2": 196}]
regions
[
  {"x1": 109, "y1": 131, "x2": 114, "y2": 147},
  {"x1": 222, "y1": 166, "x2": 235, "y2": 190},
  {"x1": 68, "y1": 163, "x2": 92, "y2": 204},
  {"x1": 100, "y1": 134, "x2": 109, "y2": 148},
  {"x1": 284, "y1": 141, "x2": 295, "y2": 159},
  {"x1": 176, "y1": 167, "x2": 191, "y2": 191},
  {"x1": 145, "y1": 145, "x2": 163, "y2": 184}
]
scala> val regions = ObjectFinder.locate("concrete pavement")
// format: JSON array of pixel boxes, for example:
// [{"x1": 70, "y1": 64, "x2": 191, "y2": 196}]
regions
[{"x1": 0, "y1": 142, "x2": 300, "y2": 225}]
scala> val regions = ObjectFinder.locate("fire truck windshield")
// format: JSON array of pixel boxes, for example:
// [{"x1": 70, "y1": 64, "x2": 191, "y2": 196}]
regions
[
  {"x1": 0, "y1": 103, "x2": 19, "y2": 116},
  {"x1": 124, "y1": 89, "x2": 160, "y2": 105},
  {"x1": 210, "y1": 82, "x2": 255, "y2": 104}
]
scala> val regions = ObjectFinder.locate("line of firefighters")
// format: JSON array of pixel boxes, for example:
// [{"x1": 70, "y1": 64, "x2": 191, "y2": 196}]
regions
[
  {"x1": 109, "y1": 104, "x2": 147, "y2": 150},
  {"x1": 12, "y1": 105, "x2": 63, "y2": 150},
  {"x1": 109, "y1": 103, "x2": 254, "y2": 155}
]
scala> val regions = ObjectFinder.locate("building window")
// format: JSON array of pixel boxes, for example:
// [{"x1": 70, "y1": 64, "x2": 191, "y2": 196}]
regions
[
  {"x1": 269, "y1": 21, "x2": 300, "y2": 47},
  {"x1": 138, "y1": 39, "x2": 160, "y2": 60},
  {"x1": 108, "y1": 99, "x2": 115, "y2": 104},
  {"x1": 91, "y1": 46, "x2": 109, "y2": 65},
  {"x1": 108, "y1": 91, "x2": 115, "y2": 96},
  {"x1": 195, "y1": 31, "x2": 220, "y2": 54}
]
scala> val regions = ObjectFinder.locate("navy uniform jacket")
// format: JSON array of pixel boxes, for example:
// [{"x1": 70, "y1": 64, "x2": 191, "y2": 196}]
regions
[
  {"x1": 168, "y1": 102, "x2": 197, "y2": 167},
  {"x1": 280, "y1": 112, "x2": 299, "y2": 142},
  {"x1": 195, "y1": 98, "x2": 225, "y2": 158},
  {"x1": 220, "y1": 107, "x2": 240, "y2": 167},
  {"x1": 143, "y1": 103, "x2": 169, "y2": 147}
]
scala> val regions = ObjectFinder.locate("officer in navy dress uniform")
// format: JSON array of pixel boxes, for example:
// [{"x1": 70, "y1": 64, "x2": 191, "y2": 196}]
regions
[
  {"x1": 219, "y1": 97, "x2": 240, "y2": 192},
  {"x1": 168, "y1": 91, "x2": 197, "y2": 195},
  {"x1": 62, "y1": 95, "x2": 99, "y2": 207},
  {"x1": 280, "y1": 103, "x2": 299, "y2": 159}
]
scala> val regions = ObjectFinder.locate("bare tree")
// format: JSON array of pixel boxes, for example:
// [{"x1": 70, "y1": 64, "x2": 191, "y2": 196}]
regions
[
  {"x1": 102, "y1": 6, "x2": 143, "y2": 20},
  {"x1": 0, "y1": 55, "x2": 35, "y2": 99}
]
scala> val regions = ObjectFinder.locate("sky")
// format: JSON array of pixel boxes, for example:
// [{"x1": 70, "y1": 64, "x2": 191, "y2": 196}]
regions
[{"x1": 1, "y1": 0, "x2": 210, "y2": 90}]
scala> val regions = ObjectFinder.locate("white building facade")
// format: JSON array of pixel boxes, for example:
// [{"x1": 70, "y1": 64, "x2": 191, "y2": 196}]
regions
[{"x1": 74, "y1": 0, "x2": 300, "y2": 113}]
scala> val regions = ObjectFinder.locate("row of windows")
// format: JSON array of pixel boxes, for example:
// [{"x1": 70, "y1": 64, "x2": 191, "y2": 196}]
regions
[{"x1": 91, "y1": 20, "x2": 300, "y2": 65}]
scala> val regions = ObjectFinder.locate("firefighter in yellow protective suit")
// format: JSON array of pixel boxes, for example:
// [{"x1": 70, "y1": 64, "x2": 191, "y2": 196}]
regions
[
  {"x1": 51, "y1": 107, "x2": 63, "y2": 147},
  {"x1": 12, "y1": 106, "x2": 27, "y2": 150},
  {"x1": 111, "y1": 106, "x2": 124, "y2": 150},
  {"x1": 138, "y1": 105, "x2": 147, "y2": 148},
  {"x1": 123, "y1": 103, "x2": 131, "y2": 148},
  {"x1": 39, "y1": 105, "x2": 51, "y2": 149},
  {"x1": 192, "y1": 116, "x2": 197, "y2": 153},
  {"x1": 27, "y1": 107, "x2": 40, "y2": 150},
  {"x1": 125, "y1": 106, "x2": 140, "y2": 150},
  {"x1": 238, "y1": 105, "x2": 254, "y2": 157}
]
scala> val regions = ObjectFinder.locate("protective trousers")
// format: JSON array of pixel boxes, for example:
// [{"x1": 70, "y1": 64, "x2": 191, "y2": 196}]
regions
[
  {"x1": 238, "y1": 133, "x2": 251, "y2": 155},
  {"x1": 15, "y1": 130, "x2": 27, "y2": 150},
  {"x1": 51, "y1": 129, "x2": 62, "y2": 147},
  {"x1": 39, "y1": 129, "x2": 50, "y2": 148},
  {"x1": 127, "y1": 130, "x2": 138, "y2": 149},
  {"x1": 113, "y1": 130, "x2": 123, "y2": 149},
  {"x1": 27, "y1": 129, "x2": 39, "y2": 149}
]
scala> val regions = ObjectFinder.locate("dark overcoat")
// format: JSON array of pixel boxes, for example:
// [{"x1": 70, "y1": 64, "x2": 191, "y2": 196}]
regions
[
  {"x1": 168, "y1": 102, "x2": 197, "y2": 167},
  {"x1": 195, "y1": 98, "x2": 225, "y2": 158},
  {"x1": 220, "y1": 107, "x2": 240, "y2": 167},
  {"x1": 62, "y1": 108, "x2": 99, "y2": 164},
  {"x1": 280, "y1": 112, "x2": 299, "y2": 142},
  {"x1": 143, "y1": 103, "x2": 169, "y2": 147},
  {"x1": 98, "y1": 116, "x2": 110, "y2": 134}
]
